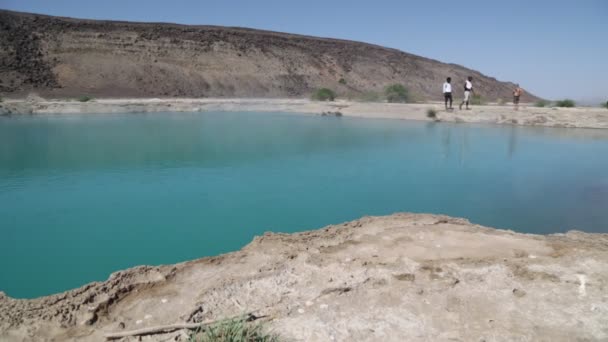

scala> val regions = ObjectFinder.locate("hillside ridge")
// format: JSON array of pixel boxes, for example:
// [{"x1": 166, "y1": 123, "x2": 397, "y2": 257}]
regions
[{"x1": 0, "y1": 10, "x2": 539, "y2": 101}]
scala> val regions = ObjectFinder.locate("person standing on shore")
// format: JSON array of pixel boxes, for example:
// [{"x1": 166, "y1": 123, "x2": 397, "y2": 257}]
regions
[
  {"x1": 513, "y1": 84, "x2": 524, "y2": 110},
  {"x1": 459, "y1": 76, "x2": 474, "y2": 110},
  {"x1": 443, "y1": 77, "x2": 453, "y2": 110}
]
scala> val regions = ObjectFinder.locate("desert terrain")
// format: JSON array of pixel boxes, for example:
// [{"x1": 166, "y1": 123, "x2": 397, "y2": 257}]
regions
[
  {"x1": 2, "y1": 8, "x2": 607, "y2": 342},
  {"x1": 0, "y1": 10, "x2": 538, "y2": 102},
  {"x1": 1, "y1": 213, "x2": 607, "y2": 341},
  {"x1": 2, "y1": 97, "x2": 608, "y2": 129}
]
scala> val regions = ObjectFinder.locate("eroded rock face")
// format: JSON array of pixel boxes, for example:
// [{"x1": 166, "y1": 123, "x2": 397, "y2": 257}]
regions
[
  {"x1": 1, "y1": 213, "x2": 606, "y2": 341},
  {"x1": 0, "y1": 10, "x2": 539, "y2": 101},
  {"x1": 0, "y1": 13, "x2": 59, "y2": 93},
  {"x1": 0, "y1": 266, "x2": 176, "y2": 329}
]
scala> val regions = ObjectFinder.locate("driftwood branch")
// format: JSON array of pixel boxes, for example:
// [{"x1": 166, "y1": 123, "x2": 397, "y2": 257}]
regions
[{"x1": 104, "y1": 312, "x2": 259, "y2": 340}]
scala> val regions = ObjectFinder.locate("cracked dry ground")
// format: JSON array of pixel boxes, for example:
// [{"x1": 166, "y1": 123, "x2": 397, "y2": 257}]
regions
[{"x1": 1, "y1": 213, "x2": 607, "y2": 341}]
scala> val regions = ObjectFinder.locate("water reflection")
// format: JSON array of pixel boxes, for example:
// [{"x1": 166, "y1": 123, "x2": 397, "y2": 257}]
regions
[
  {"x1": 508, "y1": 126, "x2": 518, "y2": 158},
  {"x1": 432, "y1": 122, "x2": 608, "y2": 163},
  {"x1": 0, "y1": 113, "x2": 405, "y2": 174},
  {"x1": 437, "y1": 124, "x2": 470, "y2": 165}
]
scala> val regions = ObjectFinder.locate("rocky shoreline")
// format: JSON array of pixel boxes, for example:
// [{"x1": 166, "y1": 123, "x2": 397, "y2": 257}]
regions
[
  {"x1": 2, "y1": 98, "x2": 608, "y2": 129},
  {"x1": 1, "y1": 213, "x2": 607, "y2": 341}
]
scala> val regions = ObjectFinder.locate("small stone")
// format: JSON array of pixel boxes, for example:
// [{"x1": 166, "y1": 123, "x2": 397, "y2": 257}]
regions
[
  {"x1": 80, "y1": 312, "x2": 97, "y2": 326},
  {"x1": 513, "y1": 288, "x2": 526, "y2": 298},
  {"x1": 305, "y1": 301, "x2": 314, "y2": 307},
  {"x1": 393, "y1": 273, "x2": 415, "y2": 282},
  {"x1": 297, "y1": 308, "x2": 305, "y2": 314}
]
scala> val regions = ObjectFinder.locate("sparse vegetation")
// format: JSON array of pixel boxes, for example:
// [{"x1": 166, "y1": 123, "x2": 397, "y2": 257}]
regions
[
  {"x1": 535, "y1": 100, "x2": 550, "y2": 107},
  {"x1": 189, "y1": 318, "x2": 281, "y2": 342},
  {"x1": 602, "y1": 101, "x2": 608, "y2": 109},
  {"x1": 311, "y1": 88, "x2": 336, "y2": 101},
  {"x1": 471, "y1": 94, "x2": 484, "y2": 105},
  {"x1": 426, "y1": 108, "x2": 437, "y2": 118},
  {"x1": 338, "y1": 78, "x2": 347, "y2": 85},
  {"x1": 77, "y1": 95, "x2": 93, "y2": 102},
  {"x1": 384, "y1": 84, "x2": 409, "y2": 103},
  {"x1": 555, "y1": 99, "x2": 575, "y2": 108}
]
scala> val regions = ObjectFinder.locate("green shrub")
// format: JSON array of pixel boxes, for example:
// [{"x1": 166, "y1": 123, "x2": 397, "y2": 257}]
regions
[
  {"x1": 471, "y1": 94, "x2": 484, "y2": 105},
  {"x1": 535, "y1": 100, "x2": 550, "y2": 107},
  {"x1": 190, "y1": 318, "x2": 281, "y2": 342},
  {"x1": 359, "y1": 91, "x2": 381, "y2": 102},
  {"x1": 311, "y1": 88, "x2": 336, "y2": 101},
  {"x1": 384, "y1": 84, "x2": 409, "y2": 103},
  {"x1": 602, "y1": 101, "x2": 608, "y2": 109},
  {"x1": 426, "y1": 108, "x2": 437, "y2": 118},
  {"x1": 555, "y1": 99, "x2": 575, "y2": 107},
  {"x1": 77, "y1": 95, "x2": 93, "y2": 102},
  {"x1": 338, "y1": 78, "x2": 347, "y2": 85}
]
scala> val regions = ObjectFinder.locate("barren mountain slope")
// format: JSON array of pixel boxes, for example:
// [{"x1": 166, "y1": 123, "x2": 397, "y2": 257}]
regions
[{"x1": 0, "y1": 10, "x2": 539, "y2": 101}]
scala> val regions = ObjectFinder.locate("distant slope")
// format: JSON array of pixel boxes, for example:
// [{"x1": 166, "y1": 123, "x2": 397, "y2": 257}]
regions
[{"x1": 0, "y1": 10, "x2": 539, "y2": 101}]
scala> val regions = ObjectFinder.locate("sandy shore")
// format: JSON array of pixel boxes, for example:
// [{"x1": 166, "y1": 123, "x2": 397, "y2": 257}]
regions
[
  {"x1": 1, "y1": 213, "x2": 607, "y2": 341},
  {"x1": 2, "y1": 98, "x2": 608, "y2": 129}
]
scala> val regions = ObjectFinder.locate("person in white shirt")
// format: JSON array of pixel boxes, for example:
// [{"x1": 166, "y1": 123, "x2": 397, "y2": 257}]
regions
[
  {"x1": 459, "y1": 76, "x2": 474, "y2": 110},
  {"x1": 443, "y1": 77, "x2": 453, "y2": 110}
]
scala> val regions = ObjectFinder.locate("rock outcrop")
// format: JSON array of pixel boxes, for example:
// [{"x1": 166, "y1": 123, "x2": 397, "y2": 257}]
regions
[{"x1": 1, "y1": 213, "x2": 606, "y2": 341}]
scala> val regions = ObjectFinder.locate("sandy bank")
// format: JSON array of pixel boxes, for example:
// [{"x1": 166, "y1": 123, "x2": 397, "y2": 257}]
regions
[
  {"x1": 1, "y1": 213, "x2": 607, "y2": 341},
  {"x1": 1, "y1": 98, "x2": 608, "y2": 129}
]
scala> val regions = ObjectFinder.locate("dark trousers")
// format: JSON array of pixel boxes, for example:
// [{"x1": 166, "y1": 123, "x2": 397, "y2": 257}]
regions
[{"x1": 444, "y1": 93, "x2": 453, "y2": 108}]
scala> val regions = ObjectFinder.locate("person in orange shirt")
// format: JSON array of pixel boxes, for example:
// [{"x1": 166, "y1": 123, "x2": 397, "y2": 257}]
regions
[{"x1": 513, "y1": 84, "x2": 524, "y2": 110}]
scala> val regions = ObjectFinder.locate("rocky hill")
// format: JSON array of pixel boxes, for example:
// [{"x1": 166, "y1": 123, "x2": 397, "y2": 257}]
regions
[{"x1": 0, "y1": 10, "x2": 539, "y2": 101}]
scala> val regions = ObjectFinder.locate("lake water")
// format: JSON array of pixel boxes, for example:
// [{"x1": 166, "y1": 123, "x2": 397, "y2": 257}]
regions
[{"x1": 1, "y1": 111, "x2": 608, "y2": 298}]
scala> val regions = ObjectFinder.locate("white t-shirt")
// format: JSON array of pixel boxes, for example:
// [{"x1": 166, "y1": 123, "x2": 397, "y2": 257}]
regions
[
  {"x1": 465, "y1": 80, "x2": 473, "y2": 91},
  {"x1": 443, "y1": 82, "x2": 452, "y2": 93}
]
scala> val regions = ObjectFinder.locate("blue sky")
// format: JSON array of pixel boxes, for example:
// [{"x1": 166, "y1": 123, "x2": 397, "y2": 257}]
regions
[{"x1": 2, "y1": 0, "x2": 607, "y2": 102}]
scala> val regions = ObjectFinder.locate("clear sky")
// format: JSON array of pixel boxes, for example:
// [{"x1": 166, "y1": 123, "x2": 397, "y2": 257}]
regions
[{"x1": 2, "y1": 0, "x2": 607, "y2": 102}]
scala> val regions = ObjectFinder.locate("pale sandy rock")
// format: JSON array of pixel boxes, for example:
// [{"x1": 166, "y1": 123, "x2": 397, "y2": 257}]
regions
[
  {"x1": 1, "y1": 213, "x2": 607, "y2": 341},
  {"x1": 2, "y1": 98, "x2": 608, "y2": 130}
]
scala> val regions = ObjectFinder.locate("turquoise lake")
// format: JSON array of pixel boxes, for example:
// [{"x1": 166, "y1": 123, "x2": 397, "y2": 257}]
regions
[{"x1": 1, "y1": 111, "x2": 608, "y2": 298}]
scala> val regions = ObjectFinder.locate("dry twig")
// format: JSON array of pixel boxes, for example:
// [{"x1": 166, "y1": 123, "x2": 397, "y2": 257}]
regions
[{"x1": 104, "y1": 312, "x2": 260, "y2": 340}]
